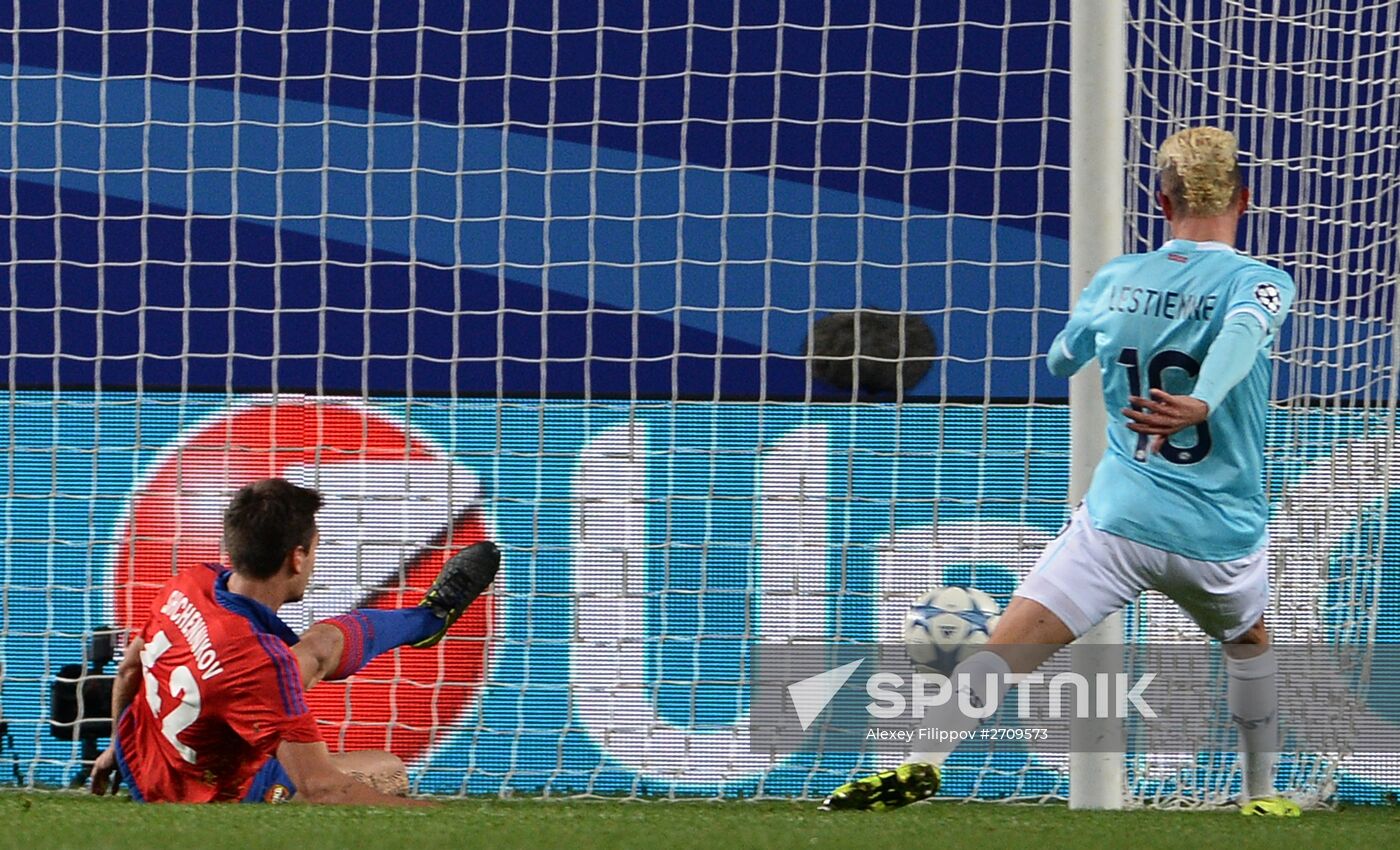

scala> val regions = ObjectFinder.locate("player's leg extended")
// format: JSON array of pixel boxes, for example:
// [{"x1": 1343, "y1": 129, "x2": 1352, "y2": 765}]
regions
[
  {"x1": 243, "y1": 751, "x2": 409, "y2": 803},
  {"x1": 823, "y1": 506, "x2": 1142, "y2": 812},
  {"x1": 821, "y1": 598, "x2": 1074, "y2": 811},
  {"x1": 1225, "y1": 617, "x2": 1298, "y2": 817},
  {"x1": 329, "y1": 750, "x2": 410, "y2": 797},
  {"x1": 905, "y1": 597, "x2": 1074, "y2": 763},
  {"x1": 292, "y1": 541, "x2": 501, "y2": 688}
]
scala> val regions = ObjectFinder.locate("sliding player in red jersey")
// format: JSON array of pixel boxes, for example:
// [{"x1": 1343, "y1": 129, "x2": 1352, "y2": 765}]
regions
[{"x1": 89, "y1": 478, "x2": 499, "y2": 804}]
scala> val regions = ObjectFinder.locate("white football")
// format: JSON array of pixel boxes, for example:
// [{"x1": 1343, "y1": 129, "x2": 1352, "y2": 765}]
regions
[{"x1": 902, "y1": 585, "x2": 1002, "y2": 673}]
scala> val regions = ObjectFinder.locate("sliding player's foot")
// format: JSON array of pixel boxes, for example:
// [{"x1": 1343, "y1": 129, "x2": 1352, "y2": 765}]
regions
[
  {"x1": 412, "y1": 541, "x2": 500, "y2": 648},
  {"x1": 820, "y1": 763, "x2": 940, "y2": 811},
  {"x1": 1240, "y1": 797, "x2": 1301, "y2": 817}
]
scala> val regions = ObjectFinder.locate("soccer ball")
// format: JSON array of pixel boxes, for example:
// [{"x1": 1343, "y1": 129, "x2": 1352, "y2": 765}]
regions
[{"x1": 902, "y1": 586, "x2": 1001, "y2": 674}]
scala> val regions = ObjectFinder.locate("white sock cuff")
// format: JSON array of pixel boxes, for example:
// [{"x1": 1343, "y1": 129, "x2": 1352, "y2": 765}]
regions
[
  {"x1": 954, "y1": 649, "x2": 1011, "y2": 683},
  {"x1": 946, "y1": 652, "x2": 1013, "y2": 697},
  {"x1": 1225, "y1": 647, "x2": 1277, "y2": 680},
  {"x1": 906, "y1": 651, "x2": 1010, "y2": 769}
]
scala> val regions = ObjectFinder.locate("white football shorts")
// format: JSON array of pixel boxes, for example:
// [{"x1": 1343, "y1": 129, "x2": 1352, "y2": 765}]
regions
[{"x1": 1014, "y1": 504, "x2": 1269, "y2": 642}]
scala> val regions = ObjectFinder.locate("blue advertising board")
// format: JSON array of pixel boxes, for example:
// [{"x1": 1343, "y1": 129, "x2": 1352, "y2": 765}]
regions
[{"x1": 1, "y1": 393, "x2": 1396, "y2": 802}]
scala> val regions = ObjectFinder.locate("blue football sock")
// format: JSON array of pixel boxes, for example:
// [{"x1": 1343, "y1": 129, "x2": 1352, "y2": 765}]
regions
[{"x1": 322, "y1": 607, "x2": 442, "y2": 680}]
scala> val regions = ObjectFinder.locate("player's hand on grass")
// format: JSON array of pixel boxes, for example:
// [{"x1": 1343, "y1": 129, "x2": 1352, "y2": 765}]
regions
[
  {"x1": 90, "y1": 746, "x2": 121, "y2": 795},
  {"x1": 1123, "y1": 388, "x2": 1210, "y2": 454}
]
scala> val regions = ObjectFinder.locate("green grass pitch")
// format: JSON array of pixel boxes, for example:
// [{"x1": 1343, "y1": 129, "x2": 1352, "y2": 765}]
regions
[{"x1": 2, "y1": 794, "x2": 1398, "y2": 850}]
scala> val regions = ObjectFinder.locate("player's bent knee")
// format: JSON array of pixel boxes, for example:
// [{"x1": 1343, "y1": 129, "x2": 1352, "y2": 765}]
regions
[{"x1": 1224, "y1": 615, "x2": 1269, "y2": 650}]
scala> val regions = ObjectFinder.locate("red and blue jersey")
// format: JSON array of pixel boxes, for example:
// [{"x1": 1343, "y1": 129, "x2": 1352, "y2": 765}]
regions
[{"x1": 114, "y1": 564, "x2": 322, "y2": 803}]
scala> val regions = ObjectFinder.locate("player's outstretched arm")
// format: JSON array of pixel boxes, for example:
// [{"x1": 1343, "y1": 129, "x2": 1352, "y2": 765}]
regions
[
  {"x1": 90, "y1": 636, "x2": 144, "y2": 795},
  {"x1": 276, "y1": 740, "x2": 434, "y2": 807}
]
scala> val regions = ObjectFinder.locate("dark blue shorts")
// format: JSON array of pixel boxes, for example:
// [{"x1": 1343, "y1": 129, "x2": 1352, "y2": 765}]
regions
[{"x1": 242, "y1": 758, "x2": 297, "y2": 804}]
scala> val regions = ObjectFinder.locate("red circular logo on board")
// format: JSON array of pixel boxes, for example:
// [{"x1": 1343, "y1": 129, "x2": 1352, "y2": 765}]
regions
[{"x1": 108, "y1": 400, "x2": 494, "y2": 763}]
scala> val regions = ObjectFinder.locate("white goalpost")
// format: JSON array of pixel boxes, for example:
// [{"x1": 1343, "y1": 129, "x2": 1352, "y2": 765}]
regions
[{"x1": 1067, "y1": 0, "x2": 1125, "y2": 811}]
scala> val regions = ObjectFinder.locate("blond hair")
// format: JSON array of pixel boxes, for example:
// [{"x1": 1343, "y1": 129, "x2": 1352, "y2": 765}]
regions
[{"x1": 1156, "y1": 127, "x2": 1242, "y2": 217}]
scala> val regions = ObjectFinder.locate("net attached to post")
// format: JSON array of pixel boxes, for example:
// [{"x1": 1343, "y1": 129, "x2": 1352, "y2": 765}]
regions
[{"x1": 1124, "y1": 0, "x2": 1400, "y2": 807}]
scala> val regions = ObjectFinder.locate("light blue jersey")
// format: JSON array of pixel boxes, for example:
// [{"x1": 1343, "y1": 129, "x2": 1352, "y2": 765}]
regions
[{"x1": 1049, "y1": 239, "x2": 1296, "y2": 561}]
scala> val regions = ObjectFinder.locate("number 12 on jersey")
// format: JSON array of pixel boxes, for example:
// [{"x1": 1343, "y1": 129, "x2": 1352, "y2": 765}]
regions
[
  {"x1": 1116, "y1": 347, "x2": 1212, "y2": 465},
  {"x1": 140, "y1": 630, "x2": 202, "y2": 763}
]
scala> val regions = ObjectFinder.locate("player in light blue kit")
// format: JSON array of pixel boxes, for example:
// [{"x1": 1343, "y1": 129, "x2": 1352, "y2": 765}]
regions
[{"x1": 824, "y1": 127, "x2": 1300, "y2": 816}]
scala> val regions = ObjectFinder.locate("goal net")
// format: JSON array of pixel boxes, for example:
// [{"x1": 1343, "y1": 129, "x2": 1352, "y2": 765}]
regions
[
  {"x1": 0, "y1": 1, "x2": 1396, "y2": 807},
  {"x1": 1122, "y1": 0, "x2": 1400, "y2": 807}
]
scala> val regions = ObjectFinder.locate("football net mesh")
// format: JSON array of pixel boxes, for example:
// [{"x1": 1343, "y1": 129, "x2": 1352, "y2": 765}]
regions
[
  {"x1": 0, "y1": 1, "x2": 1396, "y2": 806},
  {"x1": 1123, "y1": 0, "x2": 1400, "y2": 806}
]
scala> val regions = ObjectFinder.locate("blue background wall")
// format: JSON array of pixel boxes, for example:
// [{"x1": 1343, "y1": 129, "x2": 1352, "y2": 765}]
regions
[
  {"x1": 1, "y1": 1, "x2": 1385, "y2": 401},
  {"x1": 2, "y1": 0, "x2": 1075, "y2": 400}
]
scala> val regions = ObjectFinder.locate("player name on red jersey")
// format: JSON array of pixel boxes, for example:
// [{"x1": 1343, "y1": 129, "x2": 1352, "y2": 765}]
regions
[{"x1": 160, "y1": 589, "x2": 227, "y2": 681}]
